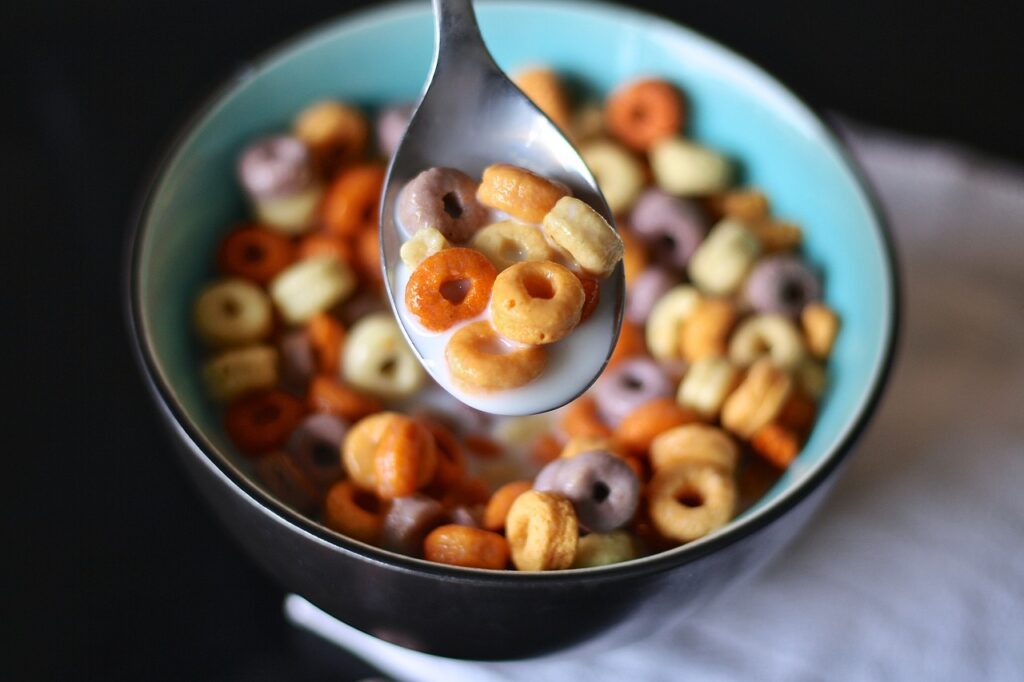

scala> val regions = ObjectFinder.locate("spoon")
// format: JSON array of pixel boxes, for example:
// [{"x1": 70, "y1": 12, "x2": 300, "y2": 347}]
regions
[{"x1": 379, "y1": 0, "x2": 625, "y2": 416}]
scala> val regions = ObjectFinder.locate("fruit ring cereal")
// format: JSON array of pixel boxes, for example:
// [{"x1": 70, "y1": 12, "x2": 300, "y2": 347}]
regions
[
  {"x1": 423, "y1": 524, "x2": 510, "y2": 570},
  {"x1": 217, "y1": 224, "x2": 296, "y2": 285},
  {"x1": 469, "y1": 220, "x2": 554, "y2": 272},
  {"x1": 533, "y1": 451, "x2": 640, "y2": 533},
  {"x1": 445, "y1": 321, "x2": 547, "y2": 391},
  {"x1": 405, "y1": 248, "x2": 496, "y2": 332},
  {"x1": 490, "y1": 261, "x2": 585, "y2": 345},
  {"x1": 191, "y1": 69, "x2": 841, "y2": 570},
  {"x1": 398, "y1": 167, "x2": 490, "y2": 242},
  {"x1": 647, "y1": 463, "x2": 736, "y2": 542},
  {"x1": 193, "y1": 278, "x2": 273, "y2": 348},
  {"x1": 476, "y1": 163, "x2": 569, "y2": 224},
  {"x1": 505, "y1": 490, "x2": 578, "y2": 571},
  {"x1": 745, "y1": 254, "x2": 822, "y2": 317},
  {"x1": 606, "y1": 78, "x2": 684, "y2": 152}
]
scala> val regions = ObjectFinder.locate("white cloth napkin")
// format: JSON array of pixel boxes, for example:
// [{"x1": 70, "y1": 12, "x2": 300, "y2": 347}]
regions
[{"x1": 286, "y1": 122, "x2": 1024, "y2": 682}]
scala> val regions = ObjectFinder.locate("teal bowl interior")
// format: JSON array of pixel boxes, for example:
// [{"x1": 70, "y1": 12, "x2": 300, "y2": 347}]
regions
[{"x1": 134, "y1": 0, "x2": 895, "y2": 563}]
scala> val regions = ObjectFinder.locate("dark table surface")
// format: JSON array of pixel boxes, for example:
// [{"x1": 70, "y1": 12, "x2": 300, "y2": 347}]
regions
[{"x1": 3, "y1": 1, "x2": 1020, "y2": 680}]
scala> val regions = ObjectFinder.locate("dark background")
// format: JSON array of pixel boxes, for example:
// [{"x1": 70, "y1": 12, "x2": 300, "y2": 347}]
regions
[{"x1": 3, "y1": 1, "x2": 1020, "y2": 680}]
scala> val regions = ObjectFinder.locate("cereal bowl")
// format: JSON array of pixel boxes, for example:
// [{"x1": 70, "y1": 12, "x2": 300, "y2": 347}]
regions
[{"x1": 126, "y1": 0, "x2": 898, "y2": 660}]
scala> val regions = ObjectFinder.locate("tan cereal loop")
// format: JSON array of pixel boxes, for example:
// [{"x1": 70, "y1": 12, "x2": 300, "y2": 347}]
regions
[
  {"x1": 505, "y1": 490, "x2": 579, "y2": 571},
  {"x1": 490, "y1": 260, "x2": 585, "y2": 345},
  {"x1": 676, "y1": 356, "x2": 741, "y2": 419},
  {"x1": 720, "y1": 358, "x2": 793, "y2": 439},
  {"x1": 513, "y1": 67, "x2": 571, "y2": 132},
  {"x1": 445, "y1": 320, "x2": 547, "y2": 391},
  {"x1": 193, "y1": 278, "x2": 274, "y2": 348},
  {"x1": 476, "y1": 163, "x2": 569, "y2": 224},
  {"x1": 579, "y1": 140, "x2": 646, "y2": 215},
  {"x1": 542, "y1": 196, "x2": 624, "y2": 279},
  {"x1": 292, "y1": 100, "x2": 369, "y2": 174},
  {"x1": 470, "y1": 220, "x2": 554, "y2": 272},
  {"x1": 649, "y1": 424, "x2": 739, "y2": 474},
  {"x1": 801, "y1": 302, "x2": 841, "y2": 359},
  {"x1": 648, "y1": 463, "x2": 736, "y2": 542},
  {"x1": 645, "y1": 285, "x2": 701, "y2": 361},
  {"x1": 728, "y1": 313, "x2": 806, "y2": 371}
]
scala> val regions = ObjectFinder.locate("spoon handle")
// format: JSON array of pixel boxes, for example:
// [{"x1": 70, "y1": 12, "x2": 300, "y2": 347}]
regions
[{"x1": 432, "y1": 0, "x2": 493, "y2": 70}]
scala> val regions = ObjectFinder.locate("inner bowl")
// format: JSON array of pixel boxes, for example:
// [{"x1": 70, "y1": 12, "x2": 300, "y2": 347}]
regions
[{"x1": 126, "y1": 0, "x2": 897, "y2": 658}]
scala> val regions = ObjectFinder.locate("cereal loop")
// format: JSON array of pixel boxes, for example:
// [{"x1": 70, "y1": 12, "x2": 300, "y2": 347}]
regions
[
  {"x1": 614, "y1": 397, "x2": 699, "y2": 456},
  {"x1": 608, "y1": 321, "x2": 646, "y2": 367},
  {"x1": 308, "y1": 375, "x2": 382, "y2": 422},
  {"x1": 576, "y1": 274, "x2": 600, "y2": 323},
  {"x1": 293, "y1": 100, "x2": 369, "y2": 174},
  {"x1": 513, "y1": 67, "x2": 571, "y2": 131},
  {"x1": 751, "y1": 422, "x2": 802, "y2": 469},
  {"x1": 470, "y1": 220, "x2": 553, "y2": 272},
  {"x1": 505, "y1": 490, "x2": 579, "y2": 571},
  {"x1": 325, "y1": 480, "x2": 387, "y2": 544},
  {"x1": 560, "y1": 395, "x2": 613, "y2": 439},
  {"x1": 680, "y1": 298, "x2": 737, "y2": 361},
  {"x1": 297, "y1": 233, "x2": 353, "y2": 264},
  {"x1": 542, "y1": 196, "x2": 624, "y2": 279},
  {"x1": 419, "y1": 420, "x2": 466, "y2": 488},
  {"x1": 491, "y1": 261, "x2": 585, "y2": 345},
  {"x1": 194, "y1": 278, "x2": 274, "y2": 349},
  {"x1": 224, "y1": 389, "x2": 305, "y2": 455},
  {"x1": 649, "y1": 424, "x2": 739, "y2": 474},
  {"x1": 406, "y1": 248, "x2": 496, "y2": 332},
  {"x1": 253, "y1": 452, "x2": 321, "y2": 515},
  {"x1": 343, "y1": 411, "x2": 403, "y2": 490},
  {"x1": 373, "y1": 418, "x2": 438, "y2": 499},
  {"x1": 322, "y1": 163, "x2": 385, "y2": 237},
  {"x1": 606, "y1": 78, "x2": 685, "y2": 152},
  {"x1": 216, "y1": 224, "x2": 295, "y2": 284},
  {"x1": 423, "y1": 525, "x2": 510, "y2": 570},
  {"x1": 720, "y1": 358, "x2": 793, "y2": 439},
  {"x1": 445, "y1": 321, "x2": 547, "y2": 391},
  {"x1": 202, "y1": 345, "x2": 279, "y2": 402},
  {"x1": 476, "y1": 164, "x2": 569, "y2": 223},
  {"x1": 307, "y1": 312, "x2": 345, "y2": 374},
  {"x1": 648, "y1": 463, "x2": 736, "y2": 542},
  {"x1": 482, "y1": 480, "x2": 533, "y2": 531}
]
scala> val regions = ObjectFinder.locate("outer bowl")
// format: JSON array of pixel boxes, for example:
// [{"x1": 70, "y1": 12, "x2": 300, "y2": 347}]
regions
[{"x1": 125, "y1": 0, "x2": 898, "y2": 660}]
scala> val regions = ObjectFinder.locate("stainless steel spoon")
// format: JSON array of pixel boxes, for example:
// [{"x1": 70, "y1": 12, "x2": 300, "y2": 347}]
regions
[{"x1": 379, "y1": 0, "x2": 625, "y2": 416}]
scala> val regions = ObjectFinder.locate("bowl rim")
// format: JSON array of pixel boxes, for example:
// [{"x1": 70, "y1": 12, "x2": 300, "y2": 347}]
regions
[{"x1": 124, "y1": 0, "x2": 901, "y2": 583}]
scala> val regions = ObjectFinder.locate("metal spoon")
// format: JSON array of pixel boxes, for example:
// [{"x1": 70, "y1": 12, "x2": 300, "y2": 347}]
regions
[{"x1": 379, "y1": 0, "x2": 625, "y2": 416}]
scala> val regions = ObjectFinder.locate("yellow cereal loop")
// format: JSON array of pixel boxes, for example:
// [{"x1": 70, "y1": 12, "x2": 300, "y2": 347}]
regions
[
  {"x1": 649, "y1": 137, "x2": 732, "y2": 196},
  {"x1": 193, "y1": 278, "x2": 273, "y2": 348},
  {"x1": 542, "y1": 196, "x2": 624, "y2": 279},
  {"x1": 470, "y1": 220, "x2": 554, "y2": 272},
  {"x1": 676, "y1": 356, "x2": 740, "y2": 418},
  {"x1": 580, "y1": 139, "x2": 645, "y2": 215},
  {"x1": 399, "y1": 226, "x2": 450, "y2": 269},
  {"x1": 202, "y1": 344, "x2": 278, "y2": 401},
  {"x1": 269, "y1": 255, "x2": 356, "y2": 325},
  {"x1": 505, "y1": 490, "x2": 578, "y2": 571},
  {"x1": 728, "y1": 313, "x2": 806, "y2": 371},
  {"x1": 342, "y1": 313, "x2": 425, "y2": 399},
  {"x1": 645, "y1": 285, "x2": 701, "y2": 361},
  {"x1": 571, "y1": 531, "x2": 636, "y2": 568},
  {"x1": 688, "y1": 218, "x2": 762, "y2": 296}
]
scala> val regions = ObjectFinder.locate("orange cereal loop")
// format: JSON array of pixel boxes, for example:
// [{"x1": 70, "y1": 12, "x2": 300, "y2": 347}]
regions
[
  {"x1": 513, "y1": 67, "x2": 572, "y2": 131},
  {"x1": 490, "y1": 261, "x2": 584, "y2": 345},
  {"x1": 605, "y1": 78, "x2": 685, "y2": 152},
  {"x1": 224, "y1": 389, "x2": 306, "y2": 455},
  {"x1": 560, "y1": 395, "x2": 613, "y2": 439},
  {"x1": 373, "y1": 418, "x2": 438, "y2": 499},
  {"x1": 418, "y1": 420, "x2": 466, "y2": 487},
  {"x1": 297, "y1": 232, "x2": 353, "y2": 264},
  {"x1": 423, "y1": 525, "x2": 510, "y2": 570},
  {"x1": 324, "y1": 480, "x2": 387, "y2": 544},
  {"x1": 751, "y1": 422, "x2": 802, "y2": 469},
  {"x1": 252, "y1": 451, "x2": 321, "y2": 515},
  {"x1": 575, "y1": 273, "x2": 600, "y2": 323},
  {"x1": 680, "y1": 298, "x2": 738, "y2": 361},
  {"x1": 608, "y1": 321, "x2": 645, "y2": 367},
  {"x1": 482, "y1": 480, "x2": 533, "y2": 531},
  {"x1": 463, "y1": 433, "x2": 504, "y2": 459},
  {"x1": 343, "y1": 411, "x2": 403, "y2": 490},
  {"x1": 355, "y1": 226, "x2": 383, "y2": 288},
  {"x1": 620, "y1": 228, "x2": 648, "y2": 287},
  {"x1": 445, "y1": 320, "x2": 547, "y2": 392},
  {"x1": 615, "y1": 397, "x2": 699, "y2": 456},
  {"x1": 216, "y1": 224, "x2": 295, "y2": 284},
  {"x1": 307, "y1": 313, "x2": 346, "y2": 374},
  {"x1": 322, "y1": 163, "x2": 385, "y2": 237},
  {"x1": 406, "y1": 248, "x2": 496, "y2": 332},
  {"x1": 307, "y1": 375, "x2": 382, "y2": 422},
  {"x1": 530, "y1": 432, "x2": 564, "y2": 466},
  {"x1": 476, "y1": 164, "x2": 569, "y2": 224}
]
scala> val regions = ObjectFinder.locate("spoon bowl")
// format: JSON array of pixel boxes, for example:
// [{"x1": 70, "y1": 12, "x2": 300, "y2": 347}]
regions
[{"x1": 379, "y1": 0, "x2": 625, "y2": 416}]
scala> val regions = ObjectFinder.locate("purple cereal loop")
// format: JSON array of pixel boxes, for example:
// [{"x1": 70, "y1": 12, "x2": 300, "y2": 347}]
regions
[
  {"x1": 237, "y1": 135, "x2": 314, "y2": 200},
  {"x1": 626, "y1": 267, "x2": 676, "y2": 324},
  {"x1": 397, "y1": 167, "x2": 490, "y2": 243},
  {"x1": 534, "y1": 451, "x2": 640, "y2": 532},
  {"x1": 286, "y1": 413, "x2": 347, "y2": 489},
  {"x1": 745, "y1": 255, "x2": 822, "y2": 316},
  {"x1": 382, "y1": 494, "x2": 445, "y2": 555},
  {"x1": 376, "y1": 104, "x2": 413, "y2": 159},
  {"x1": 447, "y1": 505, "x2": 484, "y2": 528},
  {"x1": 278, "y1": 330, "x2": 315, "y2": 394},
  {"x1": 593, "y1": 357, "x2": 673, "y2": 426},
  {"x1": 629, "y1": 188, "x2": 708, "y2": 270}
]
